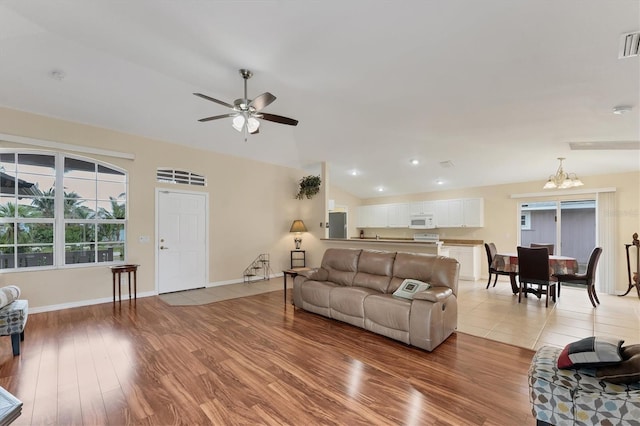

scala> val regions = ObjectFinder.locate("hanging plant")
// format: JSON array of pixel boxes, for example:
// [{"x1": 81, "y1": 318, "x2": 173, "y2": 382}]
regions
[{"x1": 296, "y1": 175, "x2": 322, "y2": 199}]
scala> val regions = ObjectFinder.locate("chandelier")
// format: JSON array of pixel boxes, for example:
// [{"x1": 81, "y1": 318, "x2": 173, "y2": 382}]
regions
[{"x1": 543, "y1": 157, "x2": 584, "y2": 189}]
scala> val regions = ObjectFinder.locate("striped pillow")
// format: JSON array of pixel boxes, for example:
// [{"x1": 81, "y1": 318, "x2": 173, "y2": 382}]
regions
[{"x1": 557, "y1": 336, "x2": 624, "y2": 369}]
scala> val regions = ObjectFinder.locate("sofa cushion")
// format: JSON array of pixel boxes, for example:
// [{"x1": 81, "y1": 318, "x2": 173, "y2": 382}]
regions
[
  {"x1": 321, "y1": 248, "x2": 361, "y2": 286},
  {"x1": 596, "y1": 344, "x2": 640, "y2": 384},
  {"x1": 300, "y1": 280, "x2": 338, "y2": 309},
  {"x1": 389, "y1": 252, "x2": 436, "y2": 293},
  {"x1": 363, "y1": 294, "x2": 411, "y2": 332},
  {"x1": 353, "y1": 250, "x2": 396, "y2": 292},
  {"x1": 557, "y1": 336, "x2": 624, "y2": 369},
  {"x1": 330, "y1": 287, "x2": 379, "y2": 327}
]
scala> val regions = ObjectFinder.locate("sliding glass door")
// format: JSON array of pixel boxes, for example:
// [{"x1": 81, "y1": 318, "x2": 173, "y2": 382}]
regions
[{"x1": 520, "y1": 199, "x2": 595, "y2": 273}]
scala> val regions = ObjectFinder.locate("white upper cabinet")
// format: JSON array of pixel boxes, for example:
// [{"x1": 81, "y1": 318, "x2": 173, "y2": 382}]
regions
[
  {"x1": 463, "y1": 198, "x2": 484, "y2": 227},
  {"x1": 387, "y1": 203, "x2": 409, "y2": 228},
  {"x1": 409, "y1": 201, "x2": 435, "y2": 215},
  {"x1": 358, "y1": 198, "x2": 483, "y2": 228},
  {"x1": 435, "y1": 198, "x2": 484, "y2": 228}
]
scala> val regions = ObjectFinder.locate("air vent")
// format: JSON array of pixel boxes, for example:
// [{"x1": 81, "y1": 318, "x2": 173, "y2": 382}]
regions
[
  {"x1": 157, "y1": 168, "x2": 206, "y2": 186},
  {"x1": 569, "y1": 141, "x2": 640, "y2": 150},
  {"x1": 619, "y1": 31, "x2": 640, "y2": 58},
  {"x1": 439, "y1": 160, "x2": 454, "y2": 168}
]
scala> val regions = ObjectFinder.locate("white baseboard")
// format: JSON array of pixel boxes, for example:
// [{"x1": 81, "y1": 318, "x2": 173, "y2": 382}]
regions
[
  {"x1": 29, "y1": 274, "x2": 286, "y2": 313},
  {"x1": 29, "y1": 290, "x2": 157, "y2": 314}
]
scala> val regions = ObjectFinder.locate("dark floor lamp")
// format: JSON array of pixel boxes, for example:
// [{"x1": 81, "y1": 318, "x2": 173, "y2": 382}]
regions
[{"x1": 289, "y1": 220, "x2": 308, "y2": 249}]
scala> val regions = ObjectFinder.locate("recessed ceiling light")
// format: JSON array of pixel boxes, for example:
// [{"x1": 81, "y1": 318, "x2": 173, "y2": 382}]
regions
[
  {"x1": 436, "y1": 179, "x2": 444, "y2": 185},
  {"x1": 410, "y1": 159, "x2": 420, "y2": 165},
  {"x1": 613, "y1": 105, "x2": 633, "y2": 115},
  {"x1": 350, "y1": 170, "x2": 358, "y2": 176},
  {"x1": 377, "y1": 187, "x2": 384, "y2": 192}
]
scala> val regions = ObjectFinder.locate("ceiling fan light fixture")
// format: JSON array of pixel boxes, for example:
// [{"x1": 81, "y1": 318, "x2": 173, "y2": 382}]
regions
[
  {"x1": 232, "y1": 115, "x2": 245, "y2": 132},
  {"x1": 543, "y1": 157, "x2": 584, "y2": 189},
  {"x1": 247, "y1": 117, "x2": 260, "y2": 133}
]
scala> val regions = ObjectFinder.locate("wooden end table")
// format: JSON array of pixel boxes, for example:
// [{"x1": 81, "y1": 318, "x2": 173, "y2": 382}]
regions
[
  {"x1": 110, "y1": 264, "x2": 139, "y2": 303},
  {"x1": 282, "y1": 268, "x2": 310, "y2": 304}
]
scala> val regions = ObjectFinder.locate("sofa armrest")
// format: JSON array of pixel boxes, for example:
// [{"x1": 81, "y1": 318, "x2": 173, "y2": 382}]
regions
[
  {"x1": 413, "y1": 286, "x2": 453, "y2": 303},
  {"x1": 298, "y1": 268, "x2": 328, "y2": 281}
]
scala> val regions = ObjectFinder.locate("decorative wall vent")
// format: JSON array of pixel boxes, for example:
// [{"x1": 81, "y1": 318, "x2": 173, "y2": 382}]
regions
[
  {"x1": 619, "y1": 31, "x2": 640, "y2": 58},
  {"x1": 156, "y1": 168, "x2": 206, "y2": 186}
]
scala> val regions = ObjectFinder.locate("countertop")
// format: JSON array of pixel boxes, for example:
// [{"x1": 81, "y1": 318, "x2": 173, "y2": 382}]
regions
[{"x1": 321, "y1": 238, "x2": 483, "y2": 246}]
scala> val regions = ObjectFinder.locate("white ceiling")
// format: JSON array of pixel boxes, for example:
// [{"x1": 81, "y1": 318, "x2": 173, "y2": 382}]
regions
[{"x1": 0, "y1": 1, "x2": 638, "y2": 199}]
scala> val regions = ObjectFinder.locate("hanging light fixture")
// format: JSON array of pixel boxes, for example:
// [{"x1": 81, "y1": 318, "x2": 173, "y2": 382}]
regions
[
  {"x1": 231, "y1": 114, "x2": 260, "y2": 134},
  {"x1": 543, "y1": 157, "x2": 584, "y2": 189}
]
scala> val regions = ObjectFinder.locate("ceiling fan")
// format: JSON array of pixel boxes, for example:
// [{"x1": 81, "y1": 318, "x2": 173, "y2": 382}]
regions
[{"x1": 194, "y1": 69, "x2": 298, "y2": 141}]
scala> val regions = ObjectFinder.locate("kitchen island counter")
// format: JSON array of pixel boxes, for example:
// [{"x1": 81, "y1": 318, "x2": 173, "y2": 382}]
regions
[{"x1": 320, "y1": 238, "x2": 444, "y2": 255}]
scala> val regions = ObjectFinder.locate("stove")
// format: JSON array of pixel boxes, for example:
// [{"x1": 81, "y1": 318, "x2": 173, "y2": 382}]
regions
[{"x1": 413, "y1": 233, "x2": 440, "y2": 242}]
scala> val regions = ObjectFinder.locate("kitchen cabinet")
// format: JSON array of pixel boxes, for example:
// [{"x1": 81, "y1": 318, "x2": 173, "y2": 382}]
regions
[
  {"x1": 442, "y1": 245, "x2": 481, "y2": 281},
  {"x1": 357, "y1": 205, "x2": 386, "y2": 228},
  {"x1": 356, "y1": 205, "x2": 373, "y2": 228},
  {"x1": 409, "y1": 201, "x2": 436, "y2": 215},
  {"x1": 358, "y1": 203, "x2": 408, "y2": 228},
  {"x1": 387, "y1": 203, "x2": 409, "y2": 228},
  {"x1": 435, "y1": 198, "x2": 483, "y2": 228},
  {"x1": 463, "y1": 198, "x2": 484, "y2": 227},
  {"x1": 358, "y1": 198, "x2": 484, "y2": 229}
]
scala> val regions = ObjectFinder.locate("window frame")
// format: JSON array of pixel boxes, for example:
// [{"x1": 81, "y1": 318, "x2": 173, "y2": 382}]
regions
[{"x1": 0, "y1": 149, "x2": 128, "y2": 272}]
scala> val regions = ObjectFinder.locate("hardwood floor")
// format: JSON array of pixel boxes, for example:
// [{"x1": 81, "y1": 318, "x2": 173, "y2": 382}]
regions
[{"x1": 0, "y1": 291, "x2": 535, "y2": 425}]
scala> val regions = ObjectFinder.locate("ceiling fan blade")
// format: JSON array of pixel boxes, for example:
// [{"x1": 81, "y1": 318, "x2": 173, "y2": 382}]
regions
[
  {"x1": 249, "y1": 92, "x2": 276, "y2": 111},
  {"x1": 193, "y1": 93, "x2": 234, "y2": 109},
  {"x1": 259, "y1": 113, "x2": 299, "y2": 126},
  {"x1": 198, "y1": 113, "x2": 236, "y2": 122}
]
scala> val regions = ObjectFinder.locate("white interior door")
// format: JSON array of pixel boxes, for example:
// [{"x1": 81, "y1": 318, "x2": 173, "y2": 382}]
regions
[{"x1": 157, "y1": 190, "x2": 208, "y2": 294}]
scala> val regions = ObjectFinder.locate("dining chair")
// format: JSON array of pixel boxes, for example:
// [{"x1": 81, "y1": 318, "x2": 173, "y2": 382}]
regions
[
  {"x1": 530, "y1": 243, "x2": 554, "y2": 255},
  {"x1": 553, "y1": 247, "x2": 603, "y2": 308},
  {"x1": 484, "y1": 243, "x2": 511, "y2": 289},
  {"x1": 517, "y1": 246, "x2": 557, "y2": 307}
]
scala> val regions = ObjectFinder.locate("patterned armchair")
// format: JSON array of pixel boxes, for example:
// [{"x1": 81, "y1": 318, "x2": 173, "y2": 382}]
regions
[
  {"x1": 529, "y1": 345, "x2": 640, "y2": 425},
  {"x1": 0, "y1": 286, "x2": 28, "y2": 356}
]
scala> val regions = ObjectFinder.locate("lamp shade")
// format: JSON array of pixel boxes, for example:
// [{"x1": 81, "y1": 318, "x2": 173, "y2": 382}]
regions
[{"x1": 289, "y1": 220, "x2": 307, "y2": 233}]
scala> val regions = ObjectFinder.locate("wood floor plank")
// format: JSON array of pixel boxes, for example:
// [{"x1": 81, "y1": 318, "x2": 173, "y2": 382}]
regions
[{"x1": 0, "y1": 290, "x2": 536, "y2": 425}]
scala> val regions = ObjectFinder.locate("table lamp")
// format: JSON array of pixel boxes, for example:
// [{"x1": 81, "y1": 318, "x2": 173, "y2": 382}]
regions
[{"x1": 289, "y1": 220, "x2": 307, "y2": 249}]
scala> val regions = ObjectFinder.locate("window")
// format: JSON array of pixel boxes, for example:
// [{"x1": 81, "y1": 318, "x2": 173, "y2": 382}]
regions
[
  {"x1": 0, "y1": 151, "x2": 127, "y2": 270},
  {"x1": 157, "y1": 168, "x2": 206, "y2": 186},
  {"x1": 520, "y1": 211, "x2": 531, "y2": 230}
]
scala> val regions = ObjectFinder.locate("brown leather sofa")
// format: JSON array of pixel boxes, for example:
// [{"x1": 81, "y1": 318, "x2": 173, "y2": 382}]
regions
[{"x1": 293, "y1": 248, "x2": 460, "y2": 351}]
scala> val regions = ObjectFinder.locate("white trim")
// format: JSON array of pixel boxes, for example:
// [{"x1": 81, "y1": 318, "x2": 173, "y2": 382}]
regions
[
  {"x1": 510, "y1": 187, "x2": 616, "y2": 199},
  {"x1": 28, "y1": 290, "x2": 157, "y2": 313},
  {"x1": 0, "y1": 132, "x2": 135, "y2": 160}
]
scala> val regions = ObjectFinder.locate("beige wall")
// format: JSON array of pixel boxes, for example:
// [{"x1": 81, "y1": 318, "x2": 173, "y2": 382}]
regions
[
  {"x1": 0, "y1": 107, "x2": 323, "y2": 309},
  {"x1": 1, "y1": 107, "x2": 638, "y2": 308},
  {"x1": 348, "y1": 171, "x2": 640, "y2": 293}
]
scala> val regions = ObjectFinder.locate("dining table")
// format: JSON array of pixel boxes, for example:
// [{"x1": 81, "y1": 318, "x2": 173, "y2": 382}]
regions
[{"x1": 491, "y1": 252, "x2": 579, "y2": 294}]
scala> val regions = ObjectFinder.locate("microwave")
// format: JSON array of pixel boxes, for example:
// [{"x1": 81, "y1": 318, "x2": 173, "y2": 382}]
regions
[{"x1": 409, "y1": 213, "x2": 436, "y2": 229}]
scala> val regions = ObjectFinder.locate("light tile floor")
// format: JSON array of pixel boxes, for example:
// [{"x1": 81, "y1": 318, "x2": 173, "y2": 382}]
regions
[
  {"x1": 458, "y1": 278, "x2": 640, "y2": 350},
  {"x1": 160, "y1": 276, "x2": 640, "y2": 350}
]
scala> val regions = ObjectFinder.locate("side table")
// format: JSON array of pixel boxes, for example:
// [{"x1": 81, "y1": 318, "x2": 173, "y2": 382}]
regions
[
  {"x1": 110, "y1": 264, "x2": 139, "y2": 303},
  {"x1": 282, "y1": 268, "x2": 310, "y2": 304}
]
